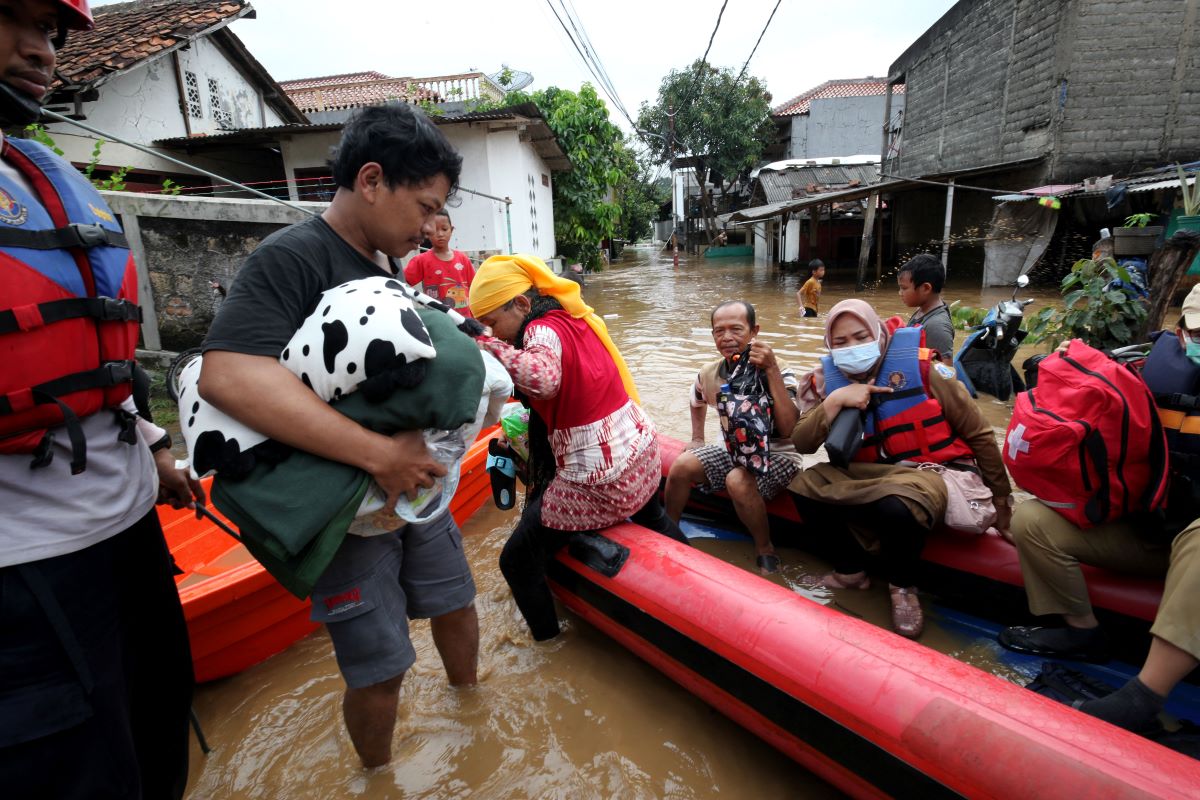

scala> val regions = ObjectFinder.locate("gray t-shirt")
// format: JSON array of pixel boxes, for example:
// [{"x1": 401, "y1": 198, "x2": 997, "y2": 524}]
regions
[
  {"x1": 0, "y1": 399, "x2": 158, "y2": 567},
  {"x1": 908, "y1": 303, "x2": 955, "y2": 358}
]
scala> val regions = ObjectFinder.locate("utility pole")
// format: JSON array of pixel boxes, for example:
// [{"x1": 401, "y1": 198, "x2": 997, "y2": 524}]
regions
[{"x1": 668, "y1": 104, "x2": 678, "y2": 269}]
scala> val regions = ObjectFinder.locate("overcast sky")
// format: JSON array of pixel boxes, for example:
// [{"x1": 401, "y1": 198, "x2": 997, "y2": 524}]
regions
[{"x1": 96, "y1": 0, "x2": 957, "y2": 133}]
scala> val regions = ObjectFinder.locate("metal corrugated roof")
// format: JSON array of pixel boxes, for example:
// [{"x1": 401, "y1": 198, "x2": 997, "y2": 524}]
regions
[
  {"x1": 731, "y1": 179, "x2": 910, "y2": 222},
  {"x1": 755, "y1": 164, "x2": 880, "y2": 204}
]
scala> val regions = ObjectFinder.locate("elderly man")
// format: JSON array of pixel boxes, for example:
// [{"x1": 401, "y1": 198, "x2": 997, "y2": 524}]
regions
[{"x1": 664, "y1": 300, "x2": 801, "y2": 574}]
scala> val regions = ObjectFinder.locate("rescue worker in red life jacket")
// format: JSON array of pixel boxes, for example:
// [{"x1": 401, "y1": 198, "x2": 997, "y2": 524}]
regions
[
  {"x1": 0, "y1": 2, "x2": 202, "y2": 797},
  {"x1": 790, "y1": 299, "x2": 1012, "y2": 638},
  {"x1": 999, "y1": 285, "x2": 1200, "y2": 734}
]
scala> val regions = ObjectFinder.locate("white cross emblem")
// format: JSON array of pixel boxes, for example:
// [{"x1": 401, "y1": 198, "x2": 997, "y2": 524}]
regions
[{"x1": 1007, "y1": 423, "x2": 1031, "y2": 460}]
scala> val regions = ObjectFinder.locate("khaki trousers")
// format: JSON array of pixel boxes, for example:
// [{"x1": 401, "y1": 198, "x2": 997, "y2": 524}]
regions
[{"x1": 1011, "y1": 501, "x2": 1199, "y2": 659}]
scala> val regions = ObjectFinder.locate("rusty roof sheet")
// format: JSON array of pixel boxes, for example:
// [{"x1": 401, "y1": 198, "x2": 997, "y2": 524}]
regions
[
  {"x1": 756, "y1": 164, "x2": 880, "y2": 203},
  {"x1": 772, "y1": 78, "x2": 905, "y2": 117},
  {"x1": 280, "y1": 73, "x2": 440, "y2": 113},
  {"x1": 53, "y1": 0, "x2": 250, "y2": 88}
]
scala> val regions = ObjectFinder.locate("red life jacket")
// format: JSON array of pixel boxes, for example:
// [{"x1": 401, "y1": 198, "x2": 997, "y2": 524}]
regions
[
  {"x1": 0, "y1": 137, "x2": 142, "y2": 474},
  {"x1": 822, "y1": 326, "x2": 975, "y2": 464},
  {"x1": 1003, "y1": 340, "x2": 1170, "y2": 528}
]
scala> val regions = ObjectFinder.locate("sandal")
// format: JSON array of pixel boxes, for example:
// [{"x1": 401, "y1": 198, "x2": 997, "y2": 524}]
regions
[
  {"x1": 486, "y1": 440, "x2": 517, "y2": 510},
  {"x1": 756, "y1": 553, "x2": 782, "y2": 575},
  {"x1": 889, "y1": 585, "x2": 924, "y2": 638},
  {"x1": 821, "y1": 570, "x2": 870, "y2": 590}
]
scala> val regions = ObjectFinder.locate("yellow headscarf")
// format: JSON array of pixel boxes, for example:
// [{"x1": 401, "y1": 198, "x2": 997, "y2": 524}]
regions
[{"x1": 469, "y1": 254, "x2": 640, "y2": 403}]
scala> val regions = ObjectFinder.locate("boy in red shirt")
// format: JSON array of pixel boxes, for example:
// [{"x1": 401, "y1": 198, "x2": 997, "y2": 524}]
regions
[{"x1": 403, "y1": 209, "x2": 476, "y2": 315}]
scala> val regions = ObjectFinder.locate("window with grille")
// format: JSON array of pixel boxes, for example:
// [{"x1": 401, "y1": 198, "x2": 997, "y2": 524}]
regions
[
  {"x1": 184, "y1": 71, "x2": 202, "y2": 118},
  {"x1": 207, "y1": 77, "x2": 230, "y2": 127}
]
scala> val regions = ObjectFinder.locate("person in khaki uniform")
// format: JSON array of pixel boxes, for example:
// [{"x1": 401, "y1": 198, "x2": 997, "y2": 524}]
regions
[
  {"x1": 999, "y1": 290, "x2": 1200, "y2": 732},
  {"x1": 788, "y1": 299, "x2": 1012, "y2": 638},
  {"x1": 665, "y1": 300, "x2": 801, "y2": 575}
]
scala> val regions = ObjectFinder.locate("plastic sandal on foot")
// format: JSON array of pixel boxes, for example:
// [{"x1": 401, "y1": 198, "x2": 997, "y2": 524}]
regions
[
  {"x1": 889, "y1": 585, "x2": 924, "y2": 638},
  {"x1": 756, "y1": 553, "x2": 782, "y2": 575}
]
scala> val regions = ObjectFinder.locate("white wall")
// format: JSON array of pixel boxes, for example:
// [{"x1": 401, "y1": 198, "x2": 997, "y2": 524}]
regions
[
  {"x1": 485, "y1": 128, "x2": 555, "y2": 259},
  {"x1": 439, "y1": 125, "x2": 501, "y2": 254},
  {"x1": 45, "y1": 36, "x2": 286, "y2": 175},
  {"x1": 276, "y1": 121, "x2": 557, "y2": 258}
]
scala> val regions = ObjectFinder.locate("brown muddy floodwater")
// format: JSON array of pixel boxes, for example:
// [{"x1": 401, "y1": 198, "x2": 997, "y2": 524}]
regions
[{"x1": 184, "y1": 248, "x2": 1063, "y2": 799}]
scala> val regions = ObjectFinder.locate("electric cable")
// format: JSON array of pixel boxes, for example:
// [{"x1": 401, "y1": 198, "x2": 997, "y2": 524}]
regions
[{"x1": 736, "y1": 0, "x2": 783, "y2": 84}]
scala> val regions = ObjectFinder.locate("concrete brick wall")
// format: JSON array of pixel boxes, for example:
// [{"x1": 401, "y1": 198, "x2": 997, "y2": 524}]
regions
[{"x1": 892, "y1": 0, "x2": 1200, "y2": 181}]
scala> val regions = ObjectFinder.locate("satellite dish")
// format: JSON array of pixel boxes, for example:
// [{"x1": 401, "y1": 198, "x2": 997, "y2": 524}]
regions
[{"x1": 489, "y1": 65, "x2": 533, "y2": 92}]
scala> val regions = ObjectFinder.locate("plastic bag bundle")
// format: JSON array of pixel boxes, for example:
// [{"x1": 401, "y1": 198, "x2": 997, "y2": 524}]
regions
[
  {"x1": 716, "y1": 351, "x2": 773, "y2": 476},
  {"x1": 499, "y1": 402, "x2": 531, "y2": 462}
]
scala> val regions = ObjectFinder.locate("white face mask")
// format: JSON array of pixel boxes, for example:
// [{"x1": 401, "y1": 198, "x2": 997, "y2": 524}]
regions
[{"x1": 831, "y1": 340, "x2": 881, "y2": 375}]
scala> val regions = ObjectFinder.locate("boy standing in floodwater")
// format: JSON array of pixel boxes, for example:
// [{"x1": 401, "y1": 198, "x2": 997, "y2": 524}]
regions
[
  {"x1": 898, "y1": 253, "x2": 955, "y2": 358},
  {"x1": 404, "y1": 209, "x2": 476, "y2": 316},
  {"x1": 797, "y1": 259, "x2": 825, "y2": 317}
]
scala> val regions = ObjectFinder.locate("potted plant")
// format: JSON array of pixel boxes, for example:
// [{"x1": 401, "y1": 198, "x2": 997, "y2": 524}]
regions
[
  {"x1": 1112, "y1": 212, "x2": 1163, "y2": 256},
  {"x1": 1175, "y1": 163, "x2": 1200, "y2": 232}
]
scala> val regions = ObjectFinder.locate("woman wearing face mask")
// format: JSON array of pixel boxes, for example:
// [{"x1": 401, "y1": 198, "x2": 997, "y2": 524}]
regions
[{"x1": 789, "y1": 299, "x2": 1012, "y2": 638}]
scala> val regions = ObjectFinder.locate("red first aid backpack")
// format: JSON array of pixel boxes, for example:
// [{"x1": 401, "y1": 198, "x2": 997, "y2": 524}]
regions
[{"x1": 1003, "y1": 340, "x2": 1169, "y2": 528}]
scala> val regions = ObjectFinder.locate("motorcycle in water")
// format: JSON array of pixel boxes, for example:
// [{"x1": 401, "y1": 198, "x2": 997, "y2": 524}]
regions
[{"x1": 953, "y1": 274, "x2": 1034, "y2": 401}]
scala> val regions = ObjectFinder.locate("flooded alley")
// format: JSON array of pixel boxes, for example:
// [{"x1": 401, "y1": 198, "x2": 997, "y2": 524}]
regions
[{"x1": 183, "y1": 248, "x2": 1058, "y2": 799}]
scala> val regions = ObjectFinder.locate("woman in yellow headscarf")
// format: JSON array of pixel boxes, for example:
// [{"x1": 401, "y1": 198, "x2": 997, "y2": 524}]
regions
[{"x1": 470, "y1": 254, "x2": 687, "y2": 641}]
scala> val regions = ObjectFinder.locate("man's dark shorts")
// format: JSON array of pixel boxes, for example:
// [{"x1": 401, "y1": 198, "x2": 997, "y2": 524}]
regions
[{"x1": 310, "y1": 512, "x2": 475, "y2": 689}]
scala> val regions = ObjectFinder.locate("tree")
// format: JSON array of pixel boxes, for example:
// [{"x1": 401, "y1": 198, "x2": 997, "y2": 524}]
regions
[
  {"x1": 637, "y1": 60, "x2": 774, "y2": 242},
  {"x1": 613, "y1": 139, "x2": 667, "y2": 244},
  {"x1": 491, "y1": 84, "x2": 625, "y2": 271}
]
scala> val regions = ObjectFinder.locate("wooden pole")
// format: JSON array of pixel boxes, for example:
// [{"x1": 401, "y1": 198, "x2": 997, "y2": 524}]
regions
[
  {"x1": 940, "y1": 179, "x2": 955, "y2": 268},
  {"x1": 1142, "y1": 230, "x2": 1200, "y2": 337},
  {"x1": 875, "y1": 199, "x2": 884, "y2": 281},
  {"x1": 856, "y1": 192, "x2": 878, "y2": 291}
]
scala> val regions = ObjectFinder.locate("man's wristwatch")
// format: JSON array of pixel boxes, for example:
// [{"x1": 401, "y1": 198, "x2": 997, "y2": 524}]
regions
[{"x1": 148, "y1": 432, "x2": 173, "y2": 454}]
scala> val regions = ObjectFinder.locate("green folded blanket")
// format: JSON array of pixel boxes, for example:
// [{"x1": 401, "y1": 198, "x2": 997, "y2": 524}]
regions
[{"x1": 211, "y1": 308, "x2": 486, "y2": 598}]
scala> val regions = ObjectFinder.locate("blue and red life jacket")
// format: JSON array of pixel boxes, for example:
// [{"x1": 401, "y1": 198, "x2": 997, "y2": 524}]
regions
[
  {"x1": 1141, "y1": 331, "x2": 1200, "y2": 518},
  {"x1": 822, "y1": 326, "x2": 975, "y2": 464},
  {"x1": 0, "y1": 137, "x2": 142, "y2": 473}
]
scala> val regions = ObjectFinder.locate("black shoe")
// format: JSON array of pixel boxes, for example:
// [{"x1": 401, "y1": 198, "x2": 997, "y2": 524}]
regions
[{"x1": 998, "y1": 625, "x2": 1111, "y2": 663}]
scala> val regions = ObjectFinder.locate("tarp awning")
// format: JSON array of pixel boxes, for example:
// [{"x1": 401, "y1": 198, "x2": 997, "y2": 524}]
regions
[{"x1": 729, "y1": 178, "x2": 912, "y2": 222}]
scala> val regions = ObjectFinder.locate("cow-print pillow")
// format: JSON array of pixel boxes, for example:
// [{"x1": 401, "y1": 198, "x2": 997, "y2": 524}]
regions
[
  {"x1": 281, "y1": 276, "x2": 437, "y2": 403},
  {"x1": 177, "y1": 355, "x2": 268, "y2": 478}
]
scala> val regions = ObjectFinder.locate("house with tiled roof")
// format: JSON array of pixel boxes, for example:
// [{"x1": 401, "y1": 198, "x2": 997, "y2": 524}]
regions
[
  {"x1": 770, "y1": 77, "x2": 905, "y2": 162},
  {"x1": 158, "y1": 102, "x2": 570, "y2": 261},
  {"x1": 280, "y1": 70, "x2": 506, "y2": 123},
  {"x1": 39, "y1": 0, "x2": 306, "y2": 192}
]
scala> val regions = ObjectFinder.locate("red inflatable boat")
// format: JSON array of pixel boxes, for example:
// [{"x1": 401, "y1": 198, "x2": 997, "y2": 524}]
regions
[
  {"x1": 548, "y1": 520, "x2": 1200, "y2": 798},
  {"x1": 656, "y1": 434, "x2": 1166, "y2": 630}
]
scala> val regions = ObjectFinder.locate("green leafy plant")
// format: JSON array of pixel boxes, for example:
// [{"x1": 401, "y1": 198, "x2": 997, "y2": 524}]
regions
[
  {"x1": 1123, "y1": 212, "x2": 1153, "y2": 228},
  {"x1": 23, "y1": 123, "x2": 63, "y2": 155},
  {"x1": 1026, "y1": 257, "x2": 1147, "y2": 350},
  {"x1": 949, "y1": 301, "x2": 988, "y2": 330},
  {"x1": 1176, "y1": 163, "x2": 1200, "y2": 217},
  {"x1": 160, "y1": 178, "x2": 182, "y2": 196}
]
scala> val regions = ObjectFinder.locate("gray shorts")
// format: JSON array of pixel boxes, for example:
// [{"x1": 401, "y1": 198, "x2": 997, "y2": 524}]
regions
[
  {"x1": 693, "y1": 443, "x2": 800, "y2": 501},
  {"x1": 309, "y1": 512, "x2": 476, "y2": 689}
]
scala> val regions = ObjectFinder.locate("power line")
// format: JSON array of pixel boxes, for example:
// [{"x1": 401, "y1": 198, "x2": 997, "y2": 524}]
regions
[
  {"x1": 561, "y1": 0, "x2": 633, "y2": 125},
  {"x1": 669, "y1": 0, "x2": 730, "y2": 156},
  {"x1": 542, "y1": 0, "x2": 639, "y2": 131},
  {"x1": 736, "y1": 0, "x2": 783, "y2": 84}
]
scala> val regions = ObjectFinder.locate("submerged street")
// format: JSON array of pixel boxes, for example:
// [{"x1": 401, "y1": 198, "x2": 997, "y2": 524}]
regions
[{"x1": 184, "y1": 248, "x2": 1059, "y2": 798}]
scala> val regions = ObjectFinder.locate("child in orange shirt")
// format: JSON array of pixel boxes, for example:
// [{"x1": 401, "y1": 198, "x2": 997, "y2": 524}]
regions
[{"x1": 797, "y1": 259, "x2": 825, "y2": 317}]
